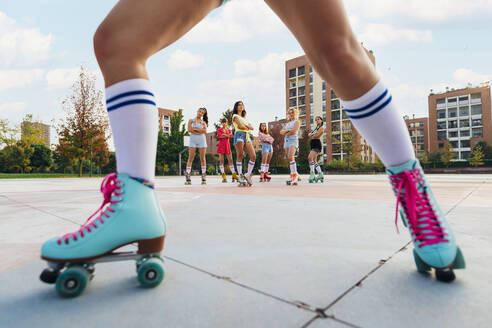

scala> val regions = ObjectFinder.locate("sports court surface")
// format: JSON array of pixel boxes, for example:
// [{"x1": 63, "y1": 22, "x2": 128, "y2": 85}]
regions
[{"x1": 1, "y1": 174, "x2": 491, "y2": 327}]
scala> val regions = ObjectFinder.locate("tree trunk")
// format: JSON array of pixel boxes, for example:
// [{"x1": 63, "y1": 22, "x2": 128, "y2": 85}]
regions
[{"x1": 78, "y1": 159, "x2": 83, "y2": 177}]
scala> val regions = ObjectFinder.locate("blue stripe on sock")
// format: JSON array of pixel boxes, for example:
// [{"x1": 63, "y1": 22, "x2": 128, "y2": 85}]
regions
[
  {"x1": 106, "y1": 90, "x2": 154, "y2": 104},
  {"x1": 347, "y1": 95, "x2": 392, "y2": 120},
  {"x1": 249, "y1": 161, "x2": 254, "y2": 164},
  {"x1": 343, "y1": 89, "x2": 388, "y2": 113},
  {"x1": 107, "y1": 99, "x2": 156, "y2": 112}
]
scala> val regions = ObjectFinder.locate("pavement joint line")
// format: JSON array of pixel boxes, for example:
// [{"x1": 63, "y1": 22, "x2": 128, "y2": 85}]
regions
[
  {"x1": 162, "y1": 254, "x2": 319, "y2": 314},
  {"x1": 301, "y1": 312, "x2": 363, "y2": 328},
  {"x1": 0, "y1": 194, "x2": 80, "y2": 225},
  {"x1": 311, "y1": 177, "x2": 488, "y2": 321}
]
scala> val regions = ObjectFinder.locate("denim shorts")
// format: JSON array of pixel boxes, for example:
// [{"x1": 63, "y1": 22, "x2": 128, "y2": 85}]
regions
[
  {"x1": 233, "y1": 131, "x2": 250, "y2": 145},
  {"x1": 189, "y1": 134, "x2": 207, "y2": 148},
  {"x1": 284, "y1": 135, "x2": 298, "y2": 149},
  {"x1": 262, "y1": 143, "x2": 273, "y2": 154}
]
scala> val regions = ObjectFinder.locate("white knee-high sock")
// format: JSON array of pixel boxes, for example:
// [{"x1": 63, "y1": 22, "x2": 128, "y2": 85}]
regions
[
  {"x1": 340, "y1": 80, "x2": 415, "y2": 167},
  {"x1": 236, "y1": 162, "x2": 242, "y2": 174},
  {"x1": 315, "y1": 163, "x2": 322, "y2": 174},
  {"x1": 106, "y1": 78, "x2": 158, "y2": 181},
  {"x1": 289, "y1": 161, "x2": 297, "y2": 174},
  {"x1": 247, "y1": 160, "x2": 255, "y2": 175},
  {"x1": 219, "y1": 165, "x2": 225, "y2": 174},
  {"x1": 229, "y1": 165, "x2": 235, "y2": 173},
  {"x1": 309, "y1": 162, "x2": 315, "y2": 173}
]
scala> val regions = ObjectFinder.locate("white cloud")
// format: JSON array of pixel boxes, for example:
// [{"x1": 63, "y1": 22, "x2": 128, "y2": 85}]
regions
[
  {"x1": 167, "y1": 50, "x2": 205, "y2": 70},
  {"x1": 0, "y1": 11, "x2": 54, "y2": 67},
  {"x1": 184, "y1": 0, "x2": 285, "y2": 43},
  {"x1": 234, "y1": 59, "x2": 257, "y2": 76},
  {"x1": 358, "y1": 24, "x2": 432, "y2": 46},
  {"x1": 453, "y1": 68, "x2": 492, "y2": 86},
  {"x1": 0, "y1": 102, "x2": 28, "y2": 123},
  {"x1": 0, "y1": 69, "x2": 44, "y2": 90},
  {"x1": 346, "y1": 0, "x2": 492, "y2": 21}
]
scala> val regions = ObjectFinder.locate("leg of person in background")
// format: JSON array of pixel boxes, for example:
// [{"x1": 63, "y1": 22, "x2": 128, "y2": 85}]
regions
[
  {"x1": 219, "y1": 153, "x2": 227, "y2": 182},
  {"x1": 287, "y1": 145, "x2": 298, "y2": 185},
  {"x1": 308, "y1": 150, "x2": 316, "y2": 183},
  {"x1": 244, "y1": 142, "x2": 256, "y2": 186},
  {"x1": 265, "y1": 0, "x2": 464, "y2": 281},
  {"x1": 199, "y1": 147, "x2": 207, "y2": 185},
  {"x1": 235, "y1": 141, "x2": 244, "y2": 180},
  {"x1": 260, "y1": 151, "x2": 267, "y2": 182},
  {"x1": 264, "y1": 151, "x2": 272, "y2": 181},
  {"x1": 186, "y1": 147, "x2": 196, "y2": 185},
  {"x1": 40, "y1": 0, "x2": 223, "y2": 289},
  {"x1": 227, "y1": 153, "x2": 238, "y2": 182}
]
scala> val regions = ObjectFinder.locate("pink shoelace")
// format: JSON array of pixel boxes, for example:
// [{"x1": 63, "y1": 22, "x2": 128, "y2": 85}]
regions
[
  {"x1": 57, "y1": 173, "x2": 122, "y2": 245},
  {"x1": 389, "y1": 168, "x2": 448, "y2": 248}
]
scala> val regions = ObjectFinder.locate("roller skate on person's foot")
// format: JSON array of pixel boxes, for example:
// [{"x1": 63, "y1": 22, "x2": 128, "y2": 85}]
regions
[
  {"x1": 40, "y1": 173, "x2": 167, "y2": 297},
  {"x1": 184, "y1": 172, "x2": 191, "y2": 185},
  {"x1": 221, "y1": 172, "x2": 227, "y2": 183},
  {"x1": 232, "y1": 172, "x2": 239, "y2": 183},
  {"x1": 315, "y1": 172, "x2": 324, "y2": 183},
  {"x1": 237, "y1": 174, "x2": 250, "y2": 187},
  {"x1": 309, "y1": 171, "x2": 315, "y2": 183},
  {"x1": 201, "y1": 173, "x2": 207, "y2": 185},
  {"x1": 387, "y1": 159, "x2": 465, "y2": 282},
  {"x1": 263, "y1": 172, "x2": 271, "y2": 182},
  {"x1": 286, "y1": 173, "x2": 298, "y2": 185},
  {"x1": 244, "y1": 173, "x2": 253, "y2": 186}
]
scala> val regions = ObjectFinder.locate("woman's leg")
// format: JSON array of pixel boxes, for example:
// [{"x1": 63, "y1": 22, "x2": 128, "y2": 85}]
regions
[
  {"x1": 226, "y1": 153, "x2": 236, "y2": 174},
  {"x1": 218, "y1": 154, "x2": 225, "y2": 175},
  {"x1": 199, "y1": 148, "x2": 207, "y2": 176},
  {"x1": 187, "y1": 147, "x2": 196, "y2": 172},
  {"x1": 244, "y1": 142, "x2": 256, "y2": 177},
  {"x1": 235, "y1": 142, "x2": 244, "y2": 175}
]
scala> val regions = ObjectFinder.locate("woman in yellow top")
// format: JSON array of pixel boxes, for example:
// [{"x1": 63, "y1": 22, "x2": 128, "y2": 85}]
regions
[{"x1": 232, "y1": 101, "x2": 256, "y2": 186}]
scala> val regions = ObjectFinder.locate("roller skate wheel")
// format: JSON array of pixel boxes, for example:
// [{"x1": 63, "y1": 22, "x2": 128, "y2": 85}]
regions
[
  {"x1": 55, "y1": 265, "x2": 90, "y2": 298},
  {"x1": 435, "y1": 267, "x2": 456, "y2": 283},
  {"x1": 40, "y1": 268, "x2": 60, "y2": 284},
  {"x1": 137, "y1": 257, "x2": 165, "y2": 288}
]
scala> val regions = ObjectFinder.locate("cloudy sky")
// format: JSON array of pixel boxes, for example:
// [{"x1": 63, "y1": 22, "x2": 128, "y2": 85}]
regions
[{"x1": 1, "y1": 0, "x2": 492, "y2": 145}]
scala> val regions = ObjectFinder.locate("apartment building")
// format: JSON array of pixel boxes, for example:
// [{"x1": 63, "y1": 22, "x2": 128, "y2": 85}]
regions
[
  {"x1": 158, "y1": 108, "x2": 177, "y2": 135},
  {"x1": 285, "y1": 48, "x2": 376, "y2": 162},
  {"x1": 428, "y1": 83, "x2": 491, "y2": 160},
  {"x1": 21, "y1": 121, "x2": 50, "y2": 147},
  {"x1": 404, "y1": 116, "x2": 429, "y2": 157}
]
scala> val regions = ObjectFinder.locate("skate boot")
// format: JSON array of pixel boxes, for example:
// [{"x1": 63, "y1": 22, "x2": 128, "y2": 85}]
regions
[
  {"x1": 40, "y1": 173, "x2": 167, "y2": 297},
  {"x1": 244, "y1": 173, "x2": 253, "y2": 186},
  {"x1": 259, "y1": 171, "x2": 264, "y2": 182},
  {"x1": 184, "y1": 172, "x2": 191, "y2": 185},
  {"x1": 232, "y1": 172, "x2": 239, "y2": 183},
  {"x1": 315, "y1": 172, "x2": 324, "y2": 183},
  {"x1": 291, "y1": 173, "x2": 299, "y2": 185},
  {"x1": 387, "y1": 159, "x2": 465, "y2": 282},
  {"x1": 309, "y1": 171, "x2": 315, "y2": 183},
  {"x1": 264, "y1": 172, "x2": 271, "y2": 182},
  {"x1": 201, "y1": 173, "x2": 207, "y2": 185},
  {"x1": 221, "y1": 172, "x2": 227, "y2": 183},
  {"x1": 286, "y1": 174, "x2": 292, "y2": 186}
]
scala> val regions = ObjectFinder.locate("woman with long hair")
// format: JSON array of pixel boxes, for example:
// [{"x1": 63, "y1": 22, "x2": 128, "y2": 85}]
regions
[
  {"x1": 216, "y1": 118, "x2": 238, "y2": 183},
  {"x1": 258, "y1": 122, "x2": 273, "y2": 182},
  {"x1": 232, "y1": 101, "x2": 255, "y2": 186},
  {"x1": 280, "y1": 108, "x2": 300, "y2": 185},
  {"x1": 185, "y1": 107, "x2": 208, "y2": 185},
  {"x1": 308, "y1": 116, "x2": 325, "y2": 183}
]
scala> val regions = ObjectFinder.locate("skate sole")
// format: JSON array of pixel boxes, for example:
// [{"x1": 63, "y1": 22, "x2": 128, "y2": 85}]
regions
[
  {"x1": 41, "y1": 235, "x2": 166, "y2": 263},
  {"x1": 413, "y1": 246, "x2": 465, "y2": 282}
]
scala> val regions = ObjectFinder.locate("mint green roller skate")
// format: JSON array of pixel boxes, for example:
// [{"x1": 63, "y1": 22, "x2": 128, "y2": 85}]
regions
[
  {"x1": 315, "y1": 171, "x2": 324, "y2": 183},
  {"x1": 309, "y1": 171, "x2": 315, "y2": 183},
  {"x1": 40, "y1": 173, "x2": 167, "y2": 297},
  {"x1": 387, "y1": 159, "x2": 465, "y2": 282}
]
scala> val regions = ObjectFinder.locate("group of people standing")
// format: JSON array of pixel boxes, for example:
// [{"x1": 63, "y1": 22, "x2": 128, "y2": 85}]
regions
[{"x1": 185, "y1": 101, "x2": 326, "y2": 186}]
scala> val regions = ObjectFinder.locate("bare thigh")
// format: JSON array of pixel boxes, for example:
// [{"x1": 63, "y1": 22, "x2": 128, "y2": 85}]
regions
[
  {"x1": 188, "y1": 147, "x2": 196, "y2": 165},
  {"x1": 265, "y1": 0, "x2": 378, "y2": 100},
  {"x1": 95, "y1": 0, "x2": 221, "y2": 86}
]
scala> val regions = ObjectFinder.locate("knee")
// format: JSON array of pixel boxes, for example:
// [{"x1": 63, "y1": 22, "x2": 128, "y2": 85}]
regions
[{"x1": 93, "y1": 23, "x2": 114, "y2": 66}]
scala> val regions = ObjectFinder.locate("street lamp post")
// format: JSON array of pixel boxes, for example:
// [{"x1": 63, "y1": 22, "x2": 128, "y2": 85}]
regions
[{"x1": 90, "y1": 135, "x2": 93, "y2": 177}]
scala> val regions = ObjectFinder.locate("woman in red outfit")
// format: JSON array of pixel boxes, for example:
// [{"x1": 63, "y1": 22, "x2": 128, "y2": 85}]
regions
[{"x1": 217, "y1": 118, "x2": 238, "y2": 183}]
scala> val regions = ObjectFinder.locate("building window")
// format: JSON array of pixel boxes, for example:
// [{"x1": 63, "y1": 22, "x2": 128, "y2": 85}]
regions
[
  {"x1": 322, "y1": 92, "x2": 326, "y2": 101},
  {"x1": 322, "y1": 82, "x2": 326, "y2": 91},
  {"x1": 332, "y1": 122, "x2": 340, "y2": 132},
  {"x1": 290, "y1": 81, "x2": 296, "y2": 88},
  {"x1": 448, "y1": 120, "x2": 458, "y2": 129},
  {"x1": 331, "y1": 99, "x2": 340, "y2": 110},
  {"x1": 472, "y1": 119, "x2": 482, "y2": 127},
  {"x1": 298, "y1": 66, "x2": 305, "y2": 75},
  {"x1": 342, "y1": 111, "x2": 348, "y2": 119},
  {"x1": 289, "y1": 98, "x2": 297, "y2": 107},
  {"x1": 289, "y1": 89, "x2": 297, "y2": 97},
  {"x1": 332, "y1": 144, "x2": 341, "y2": 153},
  {"x1": 323, "y1": 146, "x2": 327, "y2": 154},
  {"x1": 461, "y1": 151, "x2": 470, "y2": 159},
  {"x1": 449, "y1": 131, "x2": 458, "y2": 138},
  {"x1": 447, "y1": 97, "x2": 457, "y2": 106},
  {"x1": 437, "y1": 122, "x2": 446, "y2": 130},
  {"x1": 298, "y1": 86, "x2": 305, "y2": 96},
  {"x1": 460, "y1": 119, "x2": 470, "y2": 128},
  {"x1": 299, "y1": 96, "x2": 306, "y2": 105},
  {"x1": 471, "y1": 104, "x2": 482, "y2": 115},
  {"x1": 459, "y1": 96, "x2": 469, "y2": 106},
  {"x1": 310, "y1": 95, "x2": 313, "y2": 103},
  {"x1": 470, "y1": 93, "x2": 481, "y2": 104},
  {"x1": 309, "y1": 74, "x2": 313, "y2": 83},
  {"x1": 331, "y1": 111, "x2": 340, "y2": 121},
  {"x1": 289, "y1": 68, "x2": 296, "y2": 78},
  {"x1": 437, "y1": 131, "x2": 446, "y2": 140},
  {"x1": 459, "y1": 107, "x2": 468, "y2": 117},
  {"x1": 448, "y1": 108, "x2": 457, "y2": 118},
  {"x1": 437, "y1": 109, "x2": 446, "y2": 119},
  {"x1": 331, "y1": 90, "x2": 337, "y2": 100},
  {"x1": 460, "y1": 140, "x2": 470, "y2": 148},
  {"x1": 460, "y1": 129, "x2": 470, "y2": 137},
  {"x1": 450, "y1": 141, "x2": 458, "y2": 148},
  {"x1": 309, "y1": 65, "x2": 313, "y2": 73},
  {"x1": 322, "y1": 103, "x2": 326, "y2": 112},
  {"x1": 438, "y1": 143, "x2": 444, "y2": 149},
  {"x1": 163, "y1": 115, "x2": 169, "y2": 120},
  {"x1": 437, "y1": 98, "x2": 445, "y2": 105},
  {"x1": 472, "y1": 128, "x2": 483, "y2": 138}
]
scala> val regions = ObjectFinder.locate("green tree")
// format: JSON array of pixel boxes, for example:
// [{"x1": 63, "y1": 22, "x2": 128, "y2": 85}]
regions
[
  {"x1": 0, "y1": 119, "x2": 19, "y2": 148},
  {"x1": 269, "y1": 121, "x2": 287, "y2": 170},
  {"x1": 56, "y1": 66, "x2": 110, "y2": 176},
  {"x1": 156, "y1": 109, "x2": 188, "y2": 175},
  {"x1": 296, "y1": 129, "x2": 310, "y2": 173},
  {"x1": 419, "y1": 153, "x2": 430, "y2": 166},
  {"x1": 30, "y1": 144, "x2": 52, "y2": 172},
  {"x1": 52, "y1": 149, "x2": 74, "y2": 173},
  {"x1": 468, "y1": 145, "x2": 485, "y2": 167},
  {"x1": 1, "y1": 141, "x2": 33, "y2": 173},
  {"x1": 440, "y1": 142, "x2": 455, "y2": 167},
  {"x1": 475, "y1": 141, "x2": 492, "y2": 160}
]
